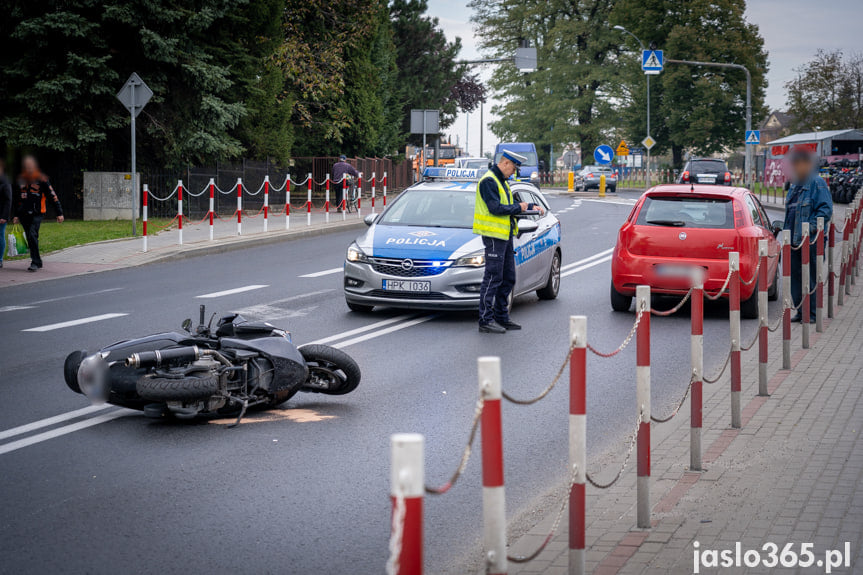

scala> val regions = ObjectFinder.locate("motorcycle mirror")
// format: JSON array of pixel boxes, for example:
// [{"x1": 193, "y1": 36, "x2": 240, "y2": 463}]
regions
[{"x1": 182, "y1": 318, "x2": 193, "y2": 333}]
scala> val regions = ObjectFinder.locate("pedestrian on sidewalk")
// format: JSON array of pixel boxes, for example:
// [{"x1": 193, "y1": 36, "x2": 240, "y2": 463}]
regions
[
  {"x1": 783, "y1": 147, "x2": 832, "y2": 322},
  {"x1": 332, "y1": 155, "x2": 359, "y2": 212},
  {"x1": 12, "y1": 155, "x2": 64, "y2": 272},
  {"x1": 0, "y1": 159, "x2": 12, "y2": 268}
]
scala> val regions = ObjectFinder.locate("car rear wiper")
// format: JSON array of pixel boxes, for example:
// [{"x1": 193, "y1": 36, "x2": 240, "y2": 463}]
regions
[{"x1": 646, "y1": 219, "x2": 686, "y2": 227}]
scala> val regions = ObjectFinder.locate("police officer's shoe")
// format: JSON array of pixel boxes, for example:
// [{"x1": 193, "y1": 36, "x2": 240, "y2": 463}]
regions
[
  {"x1": 27, "y1": 263, "x2": 38, "y2": 272},
  {"x1": 497, "y1": 320, "x2": 522, "y2": 330},
  {"x1": 478, "y1": 321, "x2": 507, "y2": 334}
]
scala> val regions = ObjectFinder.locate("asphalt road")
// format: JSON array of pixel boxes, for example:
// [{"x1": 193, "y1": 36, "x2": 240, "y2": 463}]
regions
[{"x1": 0, "y1": 191, "x2": 784, "y2": 575}]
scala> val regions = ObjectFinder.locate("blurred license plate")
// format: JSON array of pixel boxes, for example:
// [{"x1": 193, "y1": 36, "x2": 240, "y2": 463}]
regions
[
  {"x1": 382, "y1": 280, "x2": 430, "y2": 292},
  {"x1": 655, "y1": 264, "x2": 696, "y2": 278},
  {"x1": 696, "y1": 174, "x2": 716, "y2": 183}
]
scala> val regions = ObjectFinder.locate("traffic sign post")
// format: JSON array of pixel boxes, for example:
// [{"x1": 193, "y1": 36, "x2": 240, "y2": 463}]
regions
[
  {"x1": 117, "y1": 73, "x2": 152, "y2": 237},
  {"x1": 594, "y1": 145, "x2": 614, "y2": 165},
  {"x1": 410, "y1": 109, "x2": 440, "y2": 168}
]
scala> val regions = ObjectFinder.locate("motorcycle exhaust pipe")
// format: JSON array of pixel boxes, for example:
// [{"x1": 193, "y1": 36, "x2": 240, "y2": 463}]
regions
[{"x1": 126, "y1": 346, "x2": 201, "y2": 368}]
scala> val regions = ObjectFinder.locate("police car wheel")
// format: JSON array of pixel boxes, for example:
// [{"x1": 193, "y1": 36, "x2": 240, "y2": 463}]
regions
[
  {"x1": 346, "y1": 300, "x2": 374, "y2": 313},
  {"x1": 537, "y1": 251, "x2": 561, "y2": 300}
]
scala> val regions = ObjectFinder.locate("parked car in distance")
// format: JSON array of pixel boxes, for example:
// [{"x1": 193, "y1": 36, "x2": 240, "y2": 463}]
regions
[
  {"x1": 455, "y1": 157, "x2": 490, "y2": 171},
  {"x1": 575, "y1": 165, "x2": 617, "y2": 192},
  {"x1": 494, "y1": 142, "x2": 540, "y2": 183},
  {"x1": 677, "y1": 158, "x2": 733, "y2": 186},
  {"x1": 610, "y1": 184, "x2": 781, "y2": 318}
]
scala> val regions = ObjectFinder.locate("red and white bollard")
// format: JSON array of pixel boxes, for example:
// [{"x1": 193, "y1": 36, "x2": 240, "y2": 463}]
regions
[
  {"x1": 285, "y1": 175, "x2": 291, "y2": 230},
  {"x1": 357, "y1": 172, "x2": 363, "y2": 217},
  {"x1": 690, "y1": 271, "x2": 703, "y2": 470},
  {"x1": 781, "y1": 231, "x2": 792, "y2": 369},
  {"x1": 802, "y1": 222, "x2": 811, "y2": 349},
  {"x1": 816, "y1": 218, "x2": 824, "y2": 332},
  {"x1": 208, "y1": 179, "x2": 215, "y2": 241},
  {"x1": 636, "y1": 285, "x2": 651, "y2": 528},
  {"x1": 371, "y1": 172, "x2": 377, "y2": 214},
  {"x1": 757, "y1": 240, "x2": 769, "y2": 395},
  {"x1": 828, "y1": 218, "x2": 835, "y2": 318},
  {"x1": 729, "y1": 252, "x2": 741, "y2": 428},
  {"x1": 383, "y1": 171, "x2": 388, "y2": 206},
  {"x1": 569, "y1": 317, "x2": 587, "y2": 575},
  {"x1": 263, "y1": 176, "x2": 270, "y2": 233},
  {"x1": 236, "y1": 178, "x2": 243, "y2": 236},
  {"x1": 307, "y1": 173, "x2": 312, "y2": 227},
  {"x1": 342, "y1": 176, "x2": 348, "y2": 221},
  {"x1": 847, "y1": 206, "x2": 856, "y2": 292},
  {"x1": 178, "y1": 180, "x2": 184, "y2": 246},
  {"x1": 841, "y1": 208, "x2": 851, "y2": 301},
  {"x1": 325, "y1": 173, "x2": 331, "y2": 224},
  {"x1": 479, "y1": 356, "x2": 507, "y2": 575},
  {"x1": 142, "y1": 184, "x2": 149, "y2": 252},
  {"x1": 388, "y1": 433, "x2": 424, "y2": 575}
]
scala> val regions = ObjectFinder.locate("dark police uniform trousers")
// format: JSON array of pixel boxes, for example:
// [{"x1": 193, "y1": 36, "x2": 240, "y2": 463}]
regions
[{"x1": 479, "y1": 234, "x2": 516, "y2": 325}]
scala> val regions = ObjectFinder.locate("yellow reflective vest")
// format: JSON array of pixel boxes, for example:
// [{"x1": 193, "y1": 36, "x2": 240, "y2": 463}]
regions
[{"x1": 473, "y1": 171, "x2": 516, "y2": 240}]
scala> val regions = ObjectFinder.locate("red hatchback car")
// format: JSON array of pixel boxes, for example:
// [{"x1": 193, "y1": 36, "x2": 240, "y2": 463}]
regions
[{"x1": 611, "y1": 184, "x2": 781, "y2": 318}]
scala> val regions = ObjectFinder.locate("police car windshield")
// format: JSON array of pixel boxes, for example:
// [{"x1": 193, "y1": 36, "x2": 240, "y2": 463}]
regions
[{"x1": 378, "y1": 189, "x2": 475, "y2": 229}]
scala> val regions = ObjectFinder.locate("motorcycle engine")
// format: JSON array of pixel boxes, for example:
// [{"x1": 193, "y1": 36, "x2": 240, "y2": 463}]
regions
[{"x1": 166, "y1": 357, "x2": 226, "y2": 418}]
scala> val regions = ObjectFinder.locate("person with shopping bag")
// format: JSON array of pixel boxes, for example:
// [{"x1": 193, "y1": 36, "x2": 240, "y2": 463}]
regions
[
  {"x1": 0, "y1": 159, "x2": 12, "y2": 268},
  {"x1": 12, "y1": 155, "x2": 63, "y2": 272}
]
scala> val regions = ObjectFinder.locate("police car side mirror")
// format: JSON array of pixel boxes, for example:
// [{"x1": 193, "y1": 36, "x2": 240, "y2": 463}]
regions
[
  {"x1": 516, "y1": 219, "x2": 539, "y2": 238},
  {"x1": 363, "y1": 214, "x2": 378, "y2": 226}
]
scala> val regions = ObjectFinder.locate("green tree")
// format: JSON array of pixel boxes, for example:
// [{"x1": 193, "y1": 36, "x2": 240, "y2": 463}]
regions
[
  {"x1": 612, "y1": 0, "x2": 769, "y2": 166},
  {"x1": 785, "y1": 50, "x2": 863, "y2": 132}
]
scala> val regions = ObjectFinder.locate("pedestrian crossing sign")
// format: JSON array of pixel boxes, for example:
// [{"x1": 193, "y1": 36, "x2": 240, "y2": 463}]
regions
[
  {"x1": 642, "y1": 50, "x2": 663, "y2": 74},
  {"x1": 745, "y1": 130, "x2": 761, "y2": 145}
]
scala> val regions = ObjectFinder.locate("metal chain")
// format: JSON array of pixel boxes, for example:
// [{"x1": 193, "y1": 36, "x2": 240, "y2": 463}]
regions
[
  {"x1": 385, "y1": 488, "x2": 406, "y2": 575},
  {"x1": 809, "y1": 227, "x2": 822, "y2": 246},
  {"x1": 705, "y1": 268, "x2": 734, "y2": 300},
  {"x1": 740, "y1": 328, "x2": 760, "y2": 352},
  {"x1": 586, "y1": 408, "x2": 642, "y2": 489},
  {"x1": 586, "y1": 302, "x2": 645, "y2": 358},
  {"x1": 214, "y1": 182, "x2": 238, "y2": 195},
  {"x1": 244, "y1": 181, "x2": 266, "y2": 196},
  {"x1": 651, "y1": 374, "x2": 695, "y2": 423},
  {"x1": 507, "y1": 464, "x2": 578, "y2": 564},
  {"x1": 703, "y1": 345, "x2": 732, "y2": 384},
  {"x1": 651, "y1": 287, "x2": 694, "y2": 316},
  {"x1": 502, "y1": 344, "x2": 575, "y2": 405},
  {"x1": 147, "y1": 185, "x2": 179, "y2": 202},
  {"x1": 790, "y1": 236, "x2": 807, "y2": 251},
  {"x1": 767, "y1": 308, "x2": 786, "y2": 332},
  {"x1": 425, "y1": 397, "x2": 484, "y2": 495},
  {"x1": 739, "y1": 258, "x2": 762, "y2": 286},
  {"x1": 184, "y1": 185, "x2": 209, "y2": 197}
]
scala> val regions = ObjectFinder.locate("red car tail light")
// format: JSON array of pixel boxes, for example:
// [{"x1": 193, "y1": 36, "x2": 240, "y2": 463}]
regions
[
  {"x1": 733, "y1": 200, "x2": 746, "y2": 228},
  {"x1": 587, "y1": 173, "x2": 594, "y2": 178},
  {"x1": 681, "y1": 170, "x2": 690, "y2": 183},
  {"x1": 725, "y1": 171, "x2": 732, "y2": 184}
]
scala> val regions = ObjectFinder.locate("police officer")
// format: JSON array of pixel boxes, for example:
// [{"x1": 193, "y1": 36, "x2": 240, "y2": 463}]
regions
[{"x1": 473, "y1": 150, "x2": 544, "y2": 334}]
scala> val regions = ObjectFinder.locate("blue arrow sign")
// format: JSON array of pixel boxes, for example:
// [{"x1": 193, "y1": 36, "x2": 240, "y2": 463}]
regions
[
  {"x1": 642, "y1": 50, "x2": 663, "y2": 74},
  {"x1": 745, "y1": 130, "x2": 761, "y2": 145},
  {"x1": 594, "y1": 145, "x2": 614, "y2": 165}
]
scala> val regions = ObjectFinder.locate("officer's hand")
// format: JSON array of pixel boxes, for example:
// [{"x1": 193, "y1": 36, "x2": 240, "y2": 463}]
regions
[
  {"x1": 57, "y1": 215, "x2": 64, "y2": 223},
  {"x1": 518, "y1": 202, "x2": 529, "y2": 211},
  {"x1": 533, "y1": 204, "x2": 545, "y2": 215}
]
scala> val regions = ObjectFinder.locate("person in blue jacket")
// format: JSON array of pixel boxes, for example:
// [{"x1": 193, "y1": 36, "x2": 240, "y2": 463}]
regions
[{"x1": 783, "y1": 148, "x2": 832, "y2": 322}]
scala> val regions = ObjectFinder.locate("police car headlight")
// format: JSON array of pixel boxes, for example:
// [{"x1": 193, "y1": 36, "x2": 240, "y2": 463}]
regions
[
  {"x1": 346, "y1": 243, "x2": 369, "y2": 263},
  {"x1": 530, "y1": 172, "x2": 540, "y2": 184},
  {"x1": 454, "y1": 251, "x2": 485, "y2": 268}
]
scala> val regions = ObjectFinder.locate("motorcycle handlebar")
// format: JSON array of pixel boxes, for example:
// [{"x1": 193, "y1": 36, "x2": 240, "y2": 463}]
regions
[{"x1": 126, "y1": 346, "x2": 201, "y2": 368}]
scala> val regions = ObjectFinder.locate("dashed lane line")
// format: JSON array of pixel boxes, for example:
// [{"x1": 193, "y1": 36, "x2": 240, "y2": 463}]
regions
[
  {"x1": 561, "y1": 255, "x2": 613, "y2": 278},
  {"x1": 300, "y1": 267, "x2": 343, "y2": 278},
  {"x1": 561, "y1": 248, "x2": 614, "y2": 272},
  {"x1": 22, "y1": 313, "x2": 129, "y2": 333},
  {"x1": 196, "y1": 285, "x2": 269, "y2": 299}
]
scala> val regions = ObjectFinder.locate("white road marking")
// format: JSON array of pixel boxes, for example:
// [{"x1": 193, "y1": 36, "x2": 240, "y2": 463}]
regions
[
  {"x1": 22, "y1": 313, "x2": 129, "y2": 333},
  {"x1": 0, "y1": 409, "x2": 135, "y2": 456},
  {"x1": 330, "y1": 315, "x2": 435, "y2": 349},
  {"x1": 0, "y1": 405, "x2": 112, "y2": 442},
  {"x1": 300, "y1": 267, "x2": 343, "y2": 278},
  {"x1": 584, "y1": 198, "x2": 637, "y2": 206},
  {"x1": 232, "y1": 290, "x2": 334, "y2": 321},
  {"x1": 561, "y1": 255, "x2": 613, "y2": 278},
  {"x1": 561, "y1": 248, "x2": 614, "y2": 272},
  {"x1": 0, "y1": 305, "x2": 36, "y2": 313},
  {"x1": 196, "y1": 285, "x2": 269, "y2": 299},
  {"x1": 307, "y1": 314, "x2": 418, "y2": 345},
  {"x1": 29, "y1": 287, "x2": 124, "y2": 306}
]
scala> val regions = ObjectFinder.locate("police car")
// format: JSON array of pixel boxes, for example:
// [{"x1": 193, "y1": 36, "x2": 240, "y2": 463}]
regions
[{"x1": 343, "y1": 167, "x2": 562, "y2": 311}]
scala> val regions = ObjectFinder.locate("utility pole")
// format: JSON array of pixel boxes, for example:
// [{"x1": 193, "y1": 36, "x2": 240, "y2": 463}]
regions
[{"x1": 613, "y1": 26, "x2": 651, "y2": 187}]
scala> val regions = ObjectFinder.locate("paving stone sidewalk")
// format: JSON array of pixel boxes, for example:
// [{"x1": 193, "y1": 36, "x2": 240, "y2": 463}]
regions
[
  {"x1": 0, "y1": 208, "x2": 370, "y2": 289},
  {"x1": 505, "y1": 285, "x2": 862, "y2": 574}
]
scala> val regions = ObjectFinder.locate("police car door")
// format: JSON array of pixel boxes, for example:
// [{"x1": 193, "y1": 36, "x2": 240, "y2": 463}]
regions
[{"x1": 512, "y1": 189, "x2": 544, "y2": 291}]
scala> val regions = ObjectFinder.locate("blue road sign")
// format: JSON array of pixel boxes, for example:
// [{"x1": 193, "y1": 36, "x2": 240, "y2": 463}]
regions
[
  {"x1": 642, "y1": 50, "x2": 663, "y2": 74},
  {"x1": 745, "y1": 130, "x2": 761, "y2": 145},
  {"x1": 594, "y1": 145, "x2": 614, "y2": 165}
]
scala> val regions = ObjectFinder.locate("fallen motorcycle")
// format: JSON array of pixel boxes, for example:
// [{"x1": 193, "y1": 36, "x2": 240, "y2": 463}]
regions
[{"x1": 64, "y1": 306, "x2": 360, "y2": 425}]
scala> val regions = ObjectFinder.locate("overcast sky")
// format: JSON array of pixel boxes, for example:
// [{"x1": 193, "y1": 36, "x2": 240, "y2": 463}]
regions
[{"x1": 427, "y1": 0, "x2": 862, "y2": 157}]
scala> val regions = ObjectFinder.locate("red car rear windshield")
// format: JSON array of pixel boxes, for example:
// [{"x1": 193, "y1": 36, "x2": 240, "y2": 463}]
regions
[{"x1": 636, "y1": 196, "x2": 734, "y2": 229}]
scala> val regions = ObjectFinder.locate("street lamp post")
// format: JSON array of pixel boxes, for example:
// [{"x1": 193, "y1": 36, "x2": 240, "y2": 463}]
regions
[{"x1": 613, "y1": 26, "x2": 650, "y2": 187}]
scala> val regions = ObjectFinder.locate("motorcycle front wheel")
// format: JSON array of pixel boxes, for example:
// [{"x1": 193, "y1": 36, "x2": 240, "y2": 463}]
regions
[{"x1": 299, "y1": 344, "x2": 361, "y2": 395}]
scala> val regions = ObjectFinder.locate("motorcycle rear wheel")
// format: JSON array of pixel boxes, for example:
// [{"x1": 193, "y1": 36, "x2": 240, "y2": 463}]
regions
[
  {"x1": 299, "y1": 344, "x2": 361, "y2": 395},
  {"x1": 137, "y1": 374, "x2": 219, "y2": 402}
]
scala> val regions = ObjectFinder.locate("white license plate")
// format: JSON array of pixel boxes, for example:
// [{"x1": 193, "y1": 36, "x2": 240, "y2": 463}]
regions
[
  {"x1": 382, "y1": 280, "x2": 431, "y2": 292},
  {"x1": 696, "y1": 174, "x2": 716, "y2": 184},
  {"x1": 655, "y1": 264, "x2": 697, "y2": 278}
]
